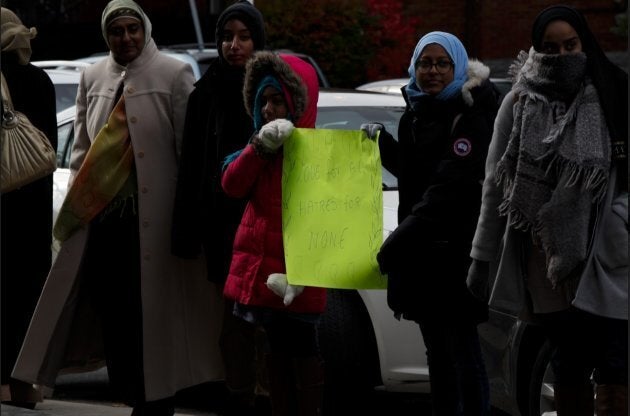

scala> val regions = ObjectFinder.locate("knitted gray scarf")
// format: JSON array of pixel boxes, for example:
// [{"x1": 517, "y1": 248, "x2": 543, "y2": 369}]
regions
[{"x1": 496, "y1": 47, "x2": 610, "y2": 287}]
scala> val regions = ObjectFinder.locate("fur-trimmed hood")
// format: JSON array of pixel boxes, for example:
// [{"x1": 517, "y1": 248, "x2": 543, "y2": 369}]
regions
[
  {"x1": 461, "y1": 59, "x2": 491, "y2": 106},
  {"x1": 243, "y1": 51, "x2": 318, "y2": 128}
]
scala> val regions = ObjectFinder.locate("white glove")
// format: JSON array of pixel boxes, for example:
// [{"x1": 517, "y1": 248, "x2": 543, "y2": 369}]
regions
[
  {"x1": 266, "y1": 273, "x2": 304, "y2": 306},
  {"x1": 360, "y1": 122, "x2": 384, "y2": 140},
  {"x1": 258, "y1": 119, "x2": 295, "y2": 151}
]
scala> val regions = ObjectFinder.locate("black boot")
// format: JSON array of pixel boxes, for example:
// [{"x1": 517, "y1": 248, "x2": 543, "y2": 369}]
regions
[
  {"x1": 2, "y1": 379, "x2": 41, "y2": 409},
  {"x1": 265, "y1": 353, "x2": 295, "y2": 416},
  {"x1": 132, "y1": 396, "x2": 175, "y2": 416}
]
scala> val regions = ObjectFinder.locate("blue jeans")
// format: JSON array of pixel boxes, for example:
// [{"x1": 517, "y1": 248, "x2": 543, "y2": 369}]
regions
[{"x1": 419, "y1": 321, "x2": 490, "y2": 416}]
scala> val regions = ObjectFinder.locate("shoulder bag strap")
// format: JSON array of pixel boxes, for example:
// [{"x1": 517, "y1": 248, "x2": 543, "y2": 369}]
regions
[
  {"x1": 1, "y1": 72, "x2": 15, "y2": 126},
  {"x1": 1, "y1": 72, "x2": 14, "y2": 112}
]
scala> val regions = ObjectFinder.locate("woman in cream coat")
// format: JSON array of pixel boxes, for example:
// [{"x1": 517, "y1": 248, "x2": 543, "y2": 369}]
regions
[{"x1": 13, "y1": 1, "x2": 223, "y2": 414}]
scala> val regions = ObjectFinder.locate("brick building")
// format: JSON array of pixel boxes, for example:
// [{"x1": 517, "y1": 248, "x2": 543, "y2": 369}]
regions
[
  {"x1": 406, "y1": 0, "x2": 627, "y2": 75},
  {"x1": 407, "y1": 0, "x2": 625, "y2": 57}
]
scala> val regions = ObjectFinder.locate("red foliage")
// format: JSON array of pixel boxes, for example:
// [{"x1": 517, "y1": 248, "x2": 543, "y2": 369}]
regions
[
  {"x1": 258, "y1": 0, "x2": 420, "y2": 87},
  {"x1": 365, "y1": 0, "x2": 421, "y2": 80}
]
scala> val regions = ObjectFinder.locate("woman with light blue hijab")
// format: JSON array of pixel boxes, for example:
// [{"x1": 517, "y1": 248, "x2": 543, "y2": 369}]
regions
[
  {"x1": 371, "y1": 30, "x2": 500, "y2": 415},
  {"x1": 405, "y1": 31, "x2": 470, "y2": 104}
]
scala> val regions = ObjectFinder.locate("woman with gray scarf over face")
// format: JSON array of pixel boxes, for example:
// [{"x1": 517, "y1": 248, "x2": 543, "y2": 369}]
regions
[{"x1": 467, "y1": 5, "x2": 628, "y2": 415}]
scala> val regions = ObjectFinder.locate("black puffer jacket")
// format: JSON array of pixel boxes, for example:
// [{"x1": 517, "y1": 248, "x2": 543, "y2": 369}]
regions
[
  {"x1": 378, "y1": 60, "x2": 499, "y2": 323},
  {"x1": 171, "y1": 58, "x2": 254, "y2": 282}
]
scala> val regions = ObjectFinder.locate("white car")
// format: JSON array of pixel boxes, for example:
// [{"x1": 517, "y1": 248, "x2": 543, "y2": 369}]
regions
[
  {"x1": 53, "y1": 104, "x2": 75, "y2": 223},
  {"x1": 356, "y1": 77, "x2": 409, "y2": 95},
  {"x1": 32, "y1": 61, "x2": 89, "y2": 113}
]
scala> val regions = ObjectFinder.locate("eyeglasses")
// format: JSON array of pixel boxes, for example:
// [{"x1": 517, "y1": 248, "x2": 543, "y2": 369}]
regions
[{"x1": 416, "y1": 60, "x2": 453, "y2": 74}]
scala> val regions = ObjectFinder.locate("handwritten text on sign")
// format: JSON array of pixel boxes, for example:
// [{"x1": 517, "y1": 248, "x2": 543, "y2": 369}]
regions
[{"x1": 282, "y1": 128, "x2": 386, "y2": 289}]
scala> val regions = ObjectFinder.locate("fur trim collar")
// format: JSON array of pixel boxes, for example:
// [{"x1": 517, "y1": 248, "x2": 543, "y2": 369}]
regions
[
  {"x1": 461, "y1": 59, "x2": 490, "y2": 106},
  {"x1": 243, "y1": 51, "x2": 307, "y2": 122}
]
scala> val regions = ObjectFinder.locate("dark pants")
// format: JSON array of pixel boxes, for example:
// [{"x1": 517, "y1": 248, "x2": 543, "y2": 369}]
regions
[
  {"x1": 419, "y1": 321, "x2": 490, "y2": 416},
  {"x1": 263, "y1": 314, "x2": 322, "y2": 416},
  {"x1": 219, "y1": 299, "x2": 259, "y2": 414},
  {"x1": 263, "y1": 314, "x2": 320, "y2": 358},
  {"x1": 83, "y1": 207, "x2": 174, "y2": 415},
  {"x1": 1, "y1": 178, "x2": 52, "y2": 386},
  {"x1": 539, "y1": 307, "x2": 628, "y2": 386}
]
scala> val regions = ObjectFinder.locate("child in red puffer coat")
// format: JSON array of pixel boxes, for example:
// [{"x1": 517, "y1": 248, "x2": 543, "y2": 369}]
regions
[{"x1": 221, "y1": 50, "x2": 326, "y2": 416}]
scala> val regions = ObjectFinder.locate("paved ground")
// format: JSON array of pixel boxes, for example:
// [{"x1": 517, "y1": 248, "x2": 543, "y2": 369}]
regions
[
  {"x1": 1, "y1": 393, "x2": 437, "y2": 416},
  {"x1": 5, "y1": 367, "x2": 510, "y2": 416},
  {"x1": 1, "y1": 386, "x2": 435, "y2": 416},
  {"x1": 1, "y1": 367, "x2": 514, "y2": 416},
  {"x1": 1, "y1": 369, "x2": 226, "y2": 416},
  {"x1": 1, "y1": 392, "x2": 434, "y2": 416}
]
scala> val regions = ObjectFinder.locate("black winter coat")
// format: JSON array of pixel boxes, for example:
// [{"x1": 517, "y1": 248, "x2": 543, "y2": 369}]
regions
[
  {"x1": 1, "y1": 53, "x2": 58, "y2": 382},
  {"x1": 378, "y1": 77, "x2": 498, "y2": 323},
  {"x1": 171, "y1": 58, "x2": 254, "y2": 282}
]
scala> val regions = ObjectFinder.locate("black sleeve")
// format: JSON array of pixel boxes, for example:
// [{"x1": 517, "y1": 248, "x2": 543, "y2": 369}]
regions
[
  {"x1": 377, "y1": 126, "x2": 399, "y2": 178},
  {"x1": 171, "y1": 89, "x2": 208, "y2": 258}
]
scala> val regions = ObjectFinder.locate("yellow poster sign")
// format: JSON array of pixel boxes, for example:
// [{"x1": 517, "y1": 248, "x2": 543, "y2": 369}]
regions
[{"x1": 282, "y1": 128, "x2": 386, "y2": 289}]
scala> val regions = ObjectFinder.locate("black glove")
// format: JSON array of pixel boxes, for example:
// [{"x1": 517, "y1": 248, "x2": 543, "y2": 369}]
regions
[
  {"x1": 466, "y1": 259, "x2": 490, "y2": 303},
  {"x1": 360, "y1": 122, "x2": 385, "y2": 140},
  {"x1": 377, "y1": 226, "x2": 400, "y2": 275},
  {"x1": 376, "y1": 249, "x2": 388, "y2": 275}
]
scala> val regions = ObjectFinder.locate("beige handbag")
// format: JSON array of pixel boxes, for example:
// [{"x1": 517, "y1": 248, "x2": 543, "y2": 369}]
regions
[{"x1": 1, "y1": 72, "x2": 56, "y2": 193}]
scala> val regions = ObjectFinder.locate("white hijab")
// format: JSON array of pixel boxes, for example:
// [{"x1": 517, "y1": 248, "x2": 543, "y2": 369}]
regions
[{"x1": 100, "y1": 0, "x2": 152, "y2": 48}]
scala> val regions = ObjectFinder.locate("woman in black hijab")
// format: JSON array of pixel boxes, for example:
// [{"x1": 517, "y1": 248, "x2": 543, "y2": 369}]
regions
[
  {"x1": 468, "y1": 5, "x2": 627, "y2": 415},
  {"x1": 171, "y1": 1, "x2": 268, "y2": 414}
]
